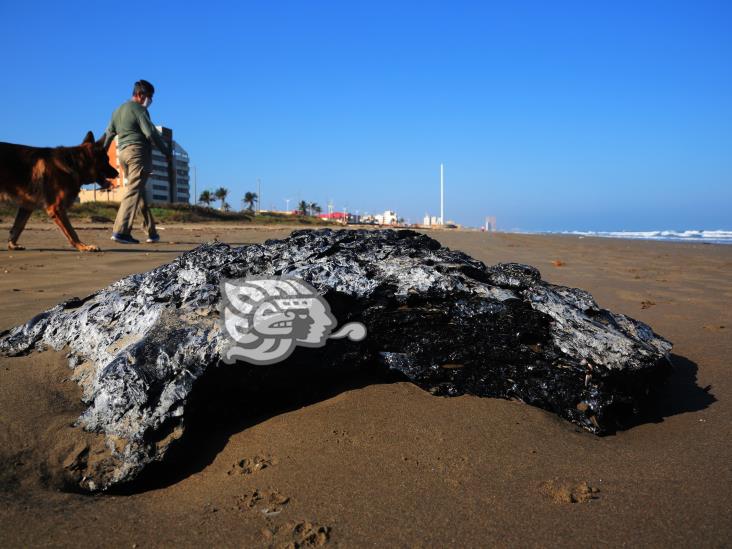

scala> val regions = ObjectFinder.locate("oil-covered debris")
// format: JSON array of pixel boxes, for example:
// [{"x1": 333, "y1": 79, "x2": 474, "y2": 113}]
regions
[{"x1": 0, "y1": 229, "x2": 672, "y2": 491}]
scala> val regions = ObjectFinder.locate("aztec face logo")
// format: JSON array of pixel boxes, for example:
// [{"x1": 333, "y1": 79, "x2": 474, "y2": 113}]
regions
[{"x1": 220, "y1": 277, "x2": 367, "y2": 365}]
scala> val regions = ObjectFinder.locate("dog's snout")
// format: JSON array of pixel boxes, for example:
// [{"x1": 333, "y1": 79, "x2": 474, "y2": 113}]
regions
[{"x1": 101, "y1": 164, "x2": 119, "y2": 179}]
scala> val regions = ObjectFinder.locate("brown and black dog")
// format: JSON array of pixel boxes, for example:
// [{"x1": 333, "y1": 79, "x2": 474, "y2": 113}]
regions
[{"x1": 0, "y1": 131, "x2": 118, "y2": 251}]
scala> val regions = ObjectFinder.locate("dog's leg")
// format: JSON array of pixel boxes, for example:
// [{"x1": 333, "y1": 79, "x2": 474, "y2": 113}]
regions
[
  {"x1": 45, "y1": 205, "x2": 100, "y2": 252},
  {"x1": 8, "y1": 207, "x2": 33, "y2": 250}
]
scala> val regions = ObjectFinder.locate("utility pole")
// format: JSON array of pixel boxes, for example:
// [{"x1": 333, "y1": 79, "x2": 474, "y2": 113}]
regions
[
  {"x1": 257, "y1": 178, "x2": 261, "y2": 213},
  {"x1": 285, "y1": 198, "x2": 290, "y2": 212},
  {"x1": 193, "y1": 165, "x2": 197, "y2": 205}
]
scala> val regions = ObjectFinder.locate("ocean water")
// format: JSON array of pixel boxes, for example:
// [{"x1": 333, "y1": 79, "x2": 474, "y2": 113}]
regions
[{"x1": 552, "y1": 229, "x2": 732, "y2": 245}]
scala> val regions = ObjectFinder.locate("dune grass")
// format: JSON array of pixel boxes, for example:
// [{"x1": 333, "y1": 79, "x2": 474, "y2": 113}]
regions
[{"x1": 0, "y1": 201, "x2": 333, "y2": 226}]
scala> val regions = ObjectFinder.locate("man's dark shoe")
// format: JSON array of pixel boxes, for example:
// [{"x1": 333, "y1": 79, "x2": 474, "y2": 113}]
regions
[
  {"x1": 146, "y1": 233, "x2": 160, "y2": 243},
  {"x1": 110, "y1": 233, "x2": 140, "y2": 244}
]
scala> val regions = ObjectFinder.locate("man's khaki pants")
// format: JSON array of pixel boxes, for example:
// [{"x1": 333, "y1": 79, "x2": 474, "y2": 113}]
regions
[{"x1": 113, "y1": 144, "x2": 157, "y2": 237}]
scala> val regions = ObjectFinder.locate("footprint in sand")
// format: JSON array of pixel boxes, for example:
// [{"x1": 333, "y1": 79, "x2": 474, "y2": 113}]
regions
[
  {"x1": 261, "y1": 520, "x2": 331, "y2": 548},
  {"x1": 235, "y1": 488, "x2": 291, "y2": 517},
  {"x1": 703, "y1": 325, "x2": 726, "y2": 332},
  {"x1": 539, "y1": 479, "x2": 601, "y2": 504},
  {"x1": 641, "y1": 300, "x2": 656, "y2": 309},
  {"x1": 228, "y1": 455, "x2": 276, "y2": 475}
]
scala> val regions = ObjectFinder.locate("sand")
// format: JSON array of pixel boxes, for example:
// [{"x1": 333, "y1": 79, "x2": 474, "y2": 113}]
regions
[{"x1": 1, "y1": 223, "x2": 730, "y2": 547}]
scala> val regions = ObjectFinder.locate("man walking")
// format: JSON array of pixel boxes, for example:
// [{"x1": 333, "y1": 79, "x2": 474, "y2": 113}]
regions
[{"x1": 104, "y1": 80, "x2": 171, "y2": 244}]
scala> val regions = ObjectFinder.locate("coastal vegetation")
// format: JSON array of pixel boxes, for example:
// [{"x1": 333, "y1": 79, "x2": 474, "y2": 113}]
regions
[{"x1": 0, "y1": 201, "x2": 333, "y2": 226}]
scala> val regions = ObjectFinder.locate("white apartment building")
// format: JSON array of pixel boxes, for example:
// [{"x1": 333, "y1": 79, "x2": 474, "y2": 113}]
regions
[
  {"x1": 422, "y1": 214, "x2": 442, "y2": 226},
  {"x1": 375, "y1": 210, "x2": 398, "y2": 225},
  {"x1": 148, "y1": 126, "x2": 190, "y2": 204}
]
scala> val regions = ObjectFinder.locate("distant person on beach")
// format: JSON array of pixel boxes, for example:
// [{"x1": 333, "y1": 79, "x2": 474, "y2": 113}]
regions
[{"x1": 103, "y1": 79, "x2": 171, "y2": 244}]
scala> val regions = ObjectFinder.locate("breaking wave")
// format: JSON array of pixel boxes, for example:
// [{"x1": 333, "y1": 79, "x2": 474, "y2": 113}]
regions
[{"x1": 555, "y1": 230, "x2": 732, "y2": 244}]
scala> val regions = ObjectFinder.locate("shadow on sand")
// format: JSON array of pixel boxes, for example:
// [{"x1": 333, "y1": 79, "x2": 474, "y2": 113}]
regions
[
  {"x1": 619, "y1": 353, "x2": 716, "y2": 431},
  {"x1": 110, "y1": 352, "x2": 715, "y2": 494},
  {"x1": 110, "y1": 358, "x2": 400, "y2": 495}
]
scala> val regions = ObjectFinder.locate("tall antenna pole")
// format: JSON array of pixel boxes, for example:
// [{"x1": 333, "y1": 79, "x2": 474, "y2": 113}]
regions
[{"x1": 440, "y1": 163, "x2": 444, "y2": 225}]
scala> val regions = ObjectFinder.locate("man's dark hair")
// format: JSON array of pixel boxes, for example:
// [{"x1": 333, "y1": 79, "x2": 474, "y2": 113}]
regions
[{"x1": 132, "y1": 80, "x2": 155, "y2": 97}]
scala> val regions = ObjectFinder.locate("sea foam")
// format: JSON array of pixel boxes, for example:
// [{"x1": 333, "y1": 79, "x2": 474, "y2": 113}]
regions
[{"x1": 554, "y1": 229, "x2": 732, "y2": 244}]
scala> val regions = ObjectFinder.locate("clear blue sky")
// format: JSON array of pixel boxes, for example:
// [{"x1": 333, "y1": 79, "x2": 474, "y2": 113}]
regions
[{"x1": 1, "y1": 1, "x2": 730, "y2": 231}]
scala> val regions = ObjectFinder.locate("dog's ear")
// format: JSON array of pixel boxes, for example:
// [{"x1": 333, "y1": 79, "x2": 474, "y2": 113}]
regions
[
  {"x1": 95, "y1": 134, "x2": 113, "y2": 152},
  {"x1": 82, "y1": 131, "x2": 94, "y2": 145}
]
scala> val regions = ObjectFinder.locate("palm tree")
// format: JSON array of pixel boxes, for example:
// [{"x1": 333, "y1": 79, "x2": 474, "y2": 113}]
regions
[
  {"x1": 198, "y1": 190, "x2": 213, "y2": 207},
  {"x1": 243, "y1": 191, "x2": 258, "y2": 211},
  {"x1": 310, "y1": 202, "x2": 321, "y2": 215},
  {"x1": 298, "y1": 200, "x2": 308, "y2": 215},
  {"x1": 214, "y1": 187, "x2": 228, "y2": 211}
]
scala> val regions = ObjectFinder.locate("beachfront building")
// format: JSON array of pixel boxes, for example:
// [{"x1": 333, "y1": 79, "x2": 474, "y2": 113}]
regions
[
  {"x1": 150, "y1": 128, "x2": 191, "y2": 204},
  {"x1": 374, "y1": 210, "x2": 398, "y2": 225},
  {"x1": 318, "y1": 211, "x2": 361, "y2": 224},
  {"x1": 78, "y1": 126, "x2": 190, "y2": 205},
  {"x1": 422, "y1": 214, "x2": 442, "y2": 226}
]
